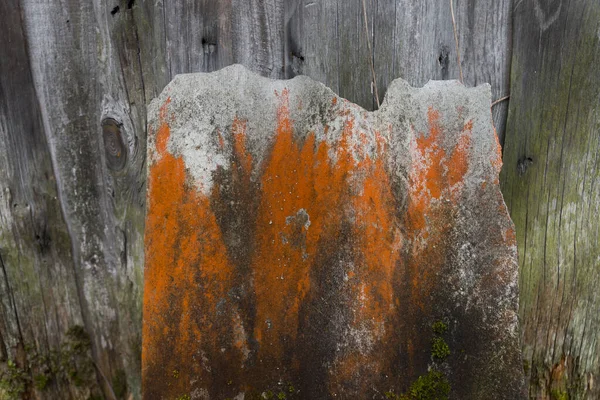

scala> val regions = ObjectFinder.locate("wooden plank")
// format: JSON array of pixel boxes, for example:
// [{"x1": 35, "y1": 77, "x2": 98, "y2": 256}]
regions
[
  {"x1": 0, "y1": 0, "x2": 92, "y2": 398},
  {"x1": 14, "y1": 0, "x2": 153, "y2": 398},
  {"x1": 164, "y1": 0, "x2": 233, "y2": 76},
  {"x1": 285, "y1": 0, "x2": 340, "y2": 93},
  {"x1": 337, "y1": 0, "x2": 377, "y2": 109},
  {"x1": 285, "y1": 0, "x2": 378, "y2": 109},
  {"x1": 230, "y1": 0, "x2": 286, "y2": 78},
  {"x1": 372, "y1": 0, "x2": 397, "y2": 108},
  {"x1": 501, "y1": 1, "x2": 600, "y2": 398}
]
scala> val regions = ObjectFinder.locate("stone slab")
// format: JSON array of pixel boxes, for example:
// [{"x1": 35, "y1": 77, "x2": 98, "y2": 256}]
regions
[{"x1": 144, "y1": 65, "x2": 525, "y2": 399}]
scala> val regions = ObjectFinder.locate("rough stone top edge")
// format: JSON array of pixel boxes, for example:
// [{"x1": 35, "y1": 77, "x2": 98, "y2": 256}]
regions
[
  {"x1": 148, "y1": 64, "x2": 493, "y2": 121},
  {"x1": 146, "y1": 64, "x2": 501, "y2": 199}
]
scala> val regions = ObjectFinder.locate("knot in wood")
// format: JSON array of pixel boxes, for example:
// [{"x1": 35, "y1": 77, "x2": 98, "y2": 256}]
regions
[{"x1": 102, "y1": 118, "x2": 127, "y2": 171}]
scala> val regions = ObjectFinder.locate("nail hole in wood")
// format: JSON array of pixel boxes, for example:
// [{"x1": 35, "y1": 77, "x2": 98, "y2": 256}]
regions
[
  {"x1": 202, "y1": 38, "x2": 217, "y2": 54},
  {"x1": 111, "y1": 6, "x2": 119, "y2": 15},
  {"x1": 517, "y1": 156, "x2": 534, "y2": 176},
  {"x1": 291, "y1": 51, "x2": 305, "y2": 62},
  {"x1": 438, "y1": 45, "x2": 450, "y2": 79}
]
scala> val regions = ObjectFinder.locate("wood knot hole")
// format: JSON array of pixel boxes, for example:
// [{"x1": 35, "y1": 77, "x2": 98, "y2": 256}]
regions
[{"x1": 102, "y1": 118, "x2": 127, "y2": 171}]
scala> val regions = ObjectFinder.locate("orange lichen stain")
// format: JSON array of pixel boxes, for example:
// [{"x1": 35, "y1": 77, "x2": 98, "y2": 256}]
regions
[
  {"x1": 251, "y1": 89, "x2": 351, "y2": 360},
  {"x1": 143, "y1": 98, "x2": 244, "y2": 397},
  {"x1": 397, "y1": 107, "x2": 474, "y2": 378},
  {"x1": 217, "y1": 129, "x2": 225, "y2": 149},
  {"x1": 248, "y1": 91, "x2": 401, "y2": 392},
  {"x1": 159, "y1": 96, "x2": 171, "y2": 120},
  {"x1": 329, "y1": 352, "x2": 381, "y2": 397},
  {"x1": 407, "y1": 109, "x2": 472, "y2": 233},
  {"x1": 353, "y1": 156, "x2": 400, "y2": 314},
  {"x1": 155, "y1": 99, "x2": 171, "y2": 155},
  {"x1": 232, "y1": 117, "x2": 252, "y2": 174},
  {"x1": 145, "y1": 91, "x2": 433, "y2": 396},
  {"x1": 503, "y1": 226, "x2": 517, "y2": 247},
  {"x1": 491, "y1": 127, "x2": 503, "y2": 184},
  {"x1": 330, "y1": 137, "x2": 402, "y2": 393},
  {"x1": 405, "y1": 107, "x2": 472, "y2": 309},
  {"x1": 448, "y1": 120, "x2": 472, "y2": 188}
]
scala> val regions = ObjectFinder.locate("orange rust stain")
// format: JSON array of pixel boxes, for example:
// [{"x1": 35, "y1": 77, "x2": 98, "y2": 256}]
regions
[
  {"x1": 232, "y1": 117, "x2": 252, "y2": 174},
  {"x1": 330, "y1": 137, "x2": 402, "y2": 392},
  {"x1": 491, "y1": 127, "x2": 503, "y2": 184},
  {"x1": 405, "y1": 108, "x2": 472, "y2": 308},
  {"x1": 145, "y1": 95, "x2": 482, "y2": 397},
  {"x1": 251, "y1": 89, "x2": 352, "y2": 359},
  {"x1": 143, "y1": 98, "x2": 243, "y2": 397}
]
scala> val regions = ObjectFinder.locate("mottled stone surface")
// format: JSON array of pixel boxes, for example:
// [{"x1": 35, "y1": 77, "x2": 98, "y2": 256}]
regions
[{"x1": 143, "y1": 65, "x2": 525, "y2": 399}]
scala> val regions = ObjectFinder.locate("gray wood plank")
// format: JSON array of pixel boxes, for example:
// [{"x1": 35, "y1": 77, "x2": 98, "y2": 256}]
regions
[
  {"x1": 501, "y1": 1, "x2": 600, "y2": 398},
  {"x1": 15, "y1": 0, "x2": 152, "y2": 397},
  {"x1": 0, "y1": 0, "x2": 93, "y2": 397},
  {"x1": 285, "y1": 0, "x2": 340, "y2": 94},
  {"x1": 373, "y1": 0, "x2": 397, "y2": 109},
  {"x1": 337, "y1": 0, "x2": 377, "y2": 109}
]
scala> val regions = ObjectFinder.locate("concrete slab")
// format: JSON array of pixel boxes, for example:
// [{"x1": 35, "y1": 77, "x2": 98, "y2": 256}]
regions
[{"x1": 143, "y1": 65, "x2": 525, "y2": 399}]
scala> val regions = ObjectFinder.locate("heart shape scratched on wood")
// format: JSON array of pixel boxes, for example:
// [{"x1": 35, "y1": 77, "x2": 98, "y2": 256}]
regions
[{"x1": 143, "y1": 65, "x2": 525, "y2": 399}]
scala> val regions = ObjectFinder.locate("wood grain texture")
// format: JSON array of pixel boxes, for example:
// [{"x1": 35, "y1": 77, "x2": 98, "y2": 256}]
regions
[
  {"x1": 12, "y1": 0, "x2": 150, "y2": 397},
  {"x1": 1, "y1": 1, "x2": 512, "y2": 398},
  {"x1": 0, "y1": 0, "x2": 96, "y2": 398},
  {"x1": 501, "y1": 0, "x2": 600, "y2": 398}
]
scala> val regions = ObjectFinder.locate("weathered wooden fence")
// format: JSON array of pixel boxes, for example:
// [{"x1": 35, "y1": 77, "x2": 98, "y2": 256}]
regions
[
  {"x1": 501, "y1": 1, "x2": 600, "y2": 399},
  {"x1": 0, "y1": 0, "x2": 597, "y2": 398}
]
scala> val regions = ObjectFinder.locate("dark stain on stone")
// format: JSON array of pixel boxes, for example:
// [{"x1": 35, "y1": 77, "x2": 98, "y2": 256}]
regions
[
  {"x1": 296, "y1": 220, "x2": 354, "y2": 398},
  {"x1": 209, "y1": 137, "x2": 262, "y2": 377}
]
